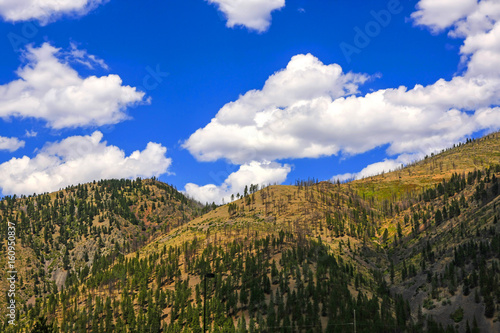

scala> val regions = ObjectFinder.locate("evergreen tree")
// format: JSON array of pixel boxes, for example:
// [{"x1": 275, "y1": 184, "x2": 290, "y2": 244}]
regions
[
  {"x1": 435, "y1": 209, "x2": 443, "y2": 225},
  {"x1": 31, "y1": 316, "x2": 55, "y2": 333}
]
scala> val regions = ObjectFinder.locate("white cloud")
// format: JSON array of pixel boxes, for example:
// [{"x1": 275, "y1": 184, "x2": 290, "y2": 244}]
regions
[
  {"x1": 0, "y1": 0, "x2": 109, "y2": 24},
  {"x1": 461, "y1": 19, "x2": 500, "y2": 77},
  {"x1": 411, "y1": 0, "x2": 478, "y2": 32},
  {"x1": 184, "y1": 54, "x2": 500, "y2": 166},
  {"x1": 0, "y1": 43, "x2": 146, "y2": 129},
  {"x1": 24, "y1": 130, "x2": 37, "y2": 138},
  {"x1": 65, "y1": 42, "x2": 109, "y2": 70},
  {"x1": 0, "y1": 136, "x2": 25, "y2": 152},
  {"x1": 450, "y1": 0, "x2": 500, "y2": 38},
  {"x1": 184, "y1": 161, "x2": 290, "y2": 204},
  {"x1": 183, "y1": 53, "x2": 369, "y2": 164},
  {"x1": 474, "y1": 107, "x2": 500, "y2": 129},
  {"x1": 0, "y1": 131, "x2": 171, "y2": 195},
  {"x1": 207, "y1": 0, "x2": 285, "y2": 32}
]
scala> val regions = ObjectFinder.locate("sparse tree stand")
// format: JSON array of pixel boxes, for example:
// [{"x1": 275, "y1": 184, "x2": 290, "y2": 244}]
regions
[{"x1": 203, "y1": 272, "x2": 215, "y2": 333}]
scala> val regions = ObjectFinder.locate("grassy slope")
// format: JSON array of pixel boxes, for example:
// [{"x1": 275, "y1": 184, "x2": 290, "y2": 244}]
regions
[{"x1": 353, "y1": 132, "x2": 500, "y2": 202}]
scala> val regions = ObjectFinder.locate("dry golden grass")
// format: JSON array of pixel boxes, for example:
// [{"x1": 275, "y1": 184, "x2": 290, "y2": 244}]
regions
[{"x1": 352, "y1": 132, "x2": 500, "y2": 202}]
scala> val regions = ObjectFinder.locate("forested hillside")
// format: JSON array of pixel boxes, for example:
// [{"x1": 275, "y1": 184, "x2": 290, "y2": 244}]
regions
[
  {"x1": 2, "y1": 133, "x2": 500, "y2": 332},
  {"x1": 0, "y1": 178, "x2": 205, "y2": 329}
]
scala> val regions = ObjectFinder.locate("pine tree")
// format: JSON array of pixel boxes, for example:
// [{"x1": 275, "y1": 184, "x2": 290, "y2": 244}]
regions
[
  {"x1": 239, "y1": 286, "x2": 248, "y2": 307},
  {"x1": 484, "y1": 294, "x2": 495, "y2": 318},
  {"x1": 390, "y1": 260, "x2": 395, "y2": 283},
  {"x1": 31, "y1": 316, "x2": 55, "y2": 333},
  {"x1": 237, "y1": 316, "x2": 247, "y2": 333},
  {"x1": 382, "y1": 228, "x2": 389, "y2": 243},
  {"x1": 465, "y1": 320, "x2": 471, "y2": 333},
  {"x1": 472, "y1": 316, "x2": 480, "y2": 333},
  {"x1": 435, "y1": 209, "x2": 443, "y2": 225}
]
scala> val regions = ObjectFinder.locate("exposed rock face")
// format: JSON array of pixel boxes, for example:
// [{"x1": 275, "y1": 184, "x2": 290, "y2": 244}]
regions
[{"x1": 52, "y1": 268, "x2": 67, "y2": 292}]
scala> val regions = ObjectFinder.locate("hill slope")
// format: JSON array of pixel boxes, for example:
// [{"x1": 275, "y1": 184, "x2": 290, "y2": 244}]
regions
[
  {"x1": 2, "y1": 132, "x2": 500, "y2": 332},
  {"x1": 0, "y1": 178, "x2": 205, "y2": 328}
]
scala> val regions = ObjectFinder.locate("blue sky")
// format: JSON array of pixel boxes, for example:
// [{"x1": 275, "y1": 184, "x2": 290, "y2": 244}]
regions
[{"x1": 0, "y1": 0, "x2": 499, "y2": 204}]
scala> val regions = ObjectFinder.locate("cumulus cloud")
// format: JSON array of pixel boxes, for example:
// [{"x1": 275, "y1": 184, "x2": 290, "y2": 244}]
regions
[
  {"x1": 0, "y1": 131, "x2": 171, "y2": 196},
  {"x1": 207, "y1": 0, "x2": 285, "y2": 32},
  {"x1": 474, "y1": 107, "x2": 500, "y2": 128},
  {"x1": 183, "y1": 53, "x2": 369, "y2": 164},
  {"x1": 0, "y1": 0, "x2": 109, "y2": 24},
  {"x1": 449, "y1": 0, "x2": 500, "y2": 38},
  {"x1": 0, "y1": 136, "x2": 25, "y2": 152},
  {"x1": 460, "y1": 10, "x2": 500, "y2": 77},
  {"x1": 183, "y1": 53, "x2": 500, "y2": 166},
  {"x1": 184, "y1": 161, "x2": 290, "y2": 204},
  {"x1": 411, "y1": 0, "x2": 478, "y2": 32},
  {"x1": 0, "y1": 43, "x2": 146, "y2": 129}
]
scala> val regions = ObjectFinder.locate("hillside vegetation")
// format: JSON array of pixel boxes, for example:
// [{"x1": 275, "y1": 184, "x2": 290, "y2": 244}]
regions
[{"x1": 1, "y1": 132, "x2": 500, "y2": 332}]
